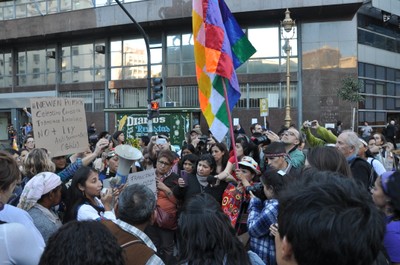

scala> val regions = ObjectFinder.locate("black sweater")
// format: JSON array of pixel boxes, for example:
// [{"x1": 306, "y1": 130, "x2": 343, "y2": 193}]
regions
[{"x1": 173, "y1": 174, "x2": 228, "y2": 205}]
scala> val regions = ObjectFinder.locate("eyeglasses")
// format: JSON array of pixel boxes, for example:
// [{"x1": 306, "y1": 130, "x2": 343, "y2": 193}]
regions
[
  {"x1": 26, "y1": 141, "x2": 35, "y2": 144},
  {"x1": 157, "y1": 160, "x2": 171, "y2": 167}
]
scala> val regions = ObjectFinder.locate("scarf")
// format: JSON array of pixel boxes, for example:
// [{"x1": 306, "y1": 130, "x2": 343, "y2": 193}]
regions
[{"x1": 18, "y1": 172, "x2": 62, "y2": 211}]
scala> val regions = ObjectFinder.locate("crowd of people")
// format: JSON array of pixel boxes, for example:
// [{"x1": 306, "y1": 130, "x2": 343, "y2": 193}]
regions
[{"x1": 1, "y1": 119, "x2": 400, "y2": 265}]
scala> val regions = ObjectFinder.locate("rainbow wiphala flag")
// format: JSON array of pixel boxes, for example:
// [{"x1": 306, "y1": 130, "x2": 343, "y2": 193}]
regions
[{"x1": 193, "y1": 0, "x2": 256, "y2": 141}]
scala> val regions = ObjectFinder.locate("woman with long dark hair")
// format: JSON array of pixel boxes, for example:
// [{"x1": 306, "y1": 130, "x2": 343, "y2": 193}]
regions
[
  {"x1": 64, "y1": 166, "x2": 114, "y2": 222},
  {"x1": 210, "y1": 142, "x2": 229, "y2": 175},
  {"x1": 177, "y1": 193, "x2": 253, "y2": 265},
  {"x1": 175, "y1": 153, "x2": 228, "y2": 205}
]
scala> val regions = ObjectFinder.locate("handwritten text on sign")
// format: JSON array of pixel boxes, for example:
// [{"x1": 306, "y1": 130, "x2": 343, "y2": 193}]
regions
[
  {"x1": 127, "y1": 168, "x2": 157, "y2": 198},
  {"x1": 30, "y1": 98, "x2": 88, "y2": 157}
]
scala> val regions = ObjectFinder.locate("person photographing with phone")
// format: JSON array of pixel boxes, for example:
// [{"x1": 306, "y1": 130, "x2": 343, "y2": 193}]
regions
[{"x1": 301, "y1": 119, "x2": 337, "y2": 147}]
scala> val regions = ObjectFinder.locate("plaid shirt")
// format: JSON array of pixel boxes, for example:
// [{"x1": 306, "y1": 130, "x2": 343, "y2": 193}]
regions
[
  {"x1": 113, "y1": 219, "x2": 165, "y2": 265},
  {"x1": 247, "y1": 198, "x2": 279, "y2": 265}
]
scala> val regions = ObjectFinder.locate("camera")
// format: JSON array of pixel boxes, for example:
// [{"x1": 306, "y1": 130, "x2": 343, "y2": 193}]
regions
[
  {"x1": 245, "y1": 182, "x2": 267, "y2": 200},
  {"x1": 198, "y1": 136, "x2": 208, "y2": 144},
  {"x1": 305, "y1": 120, "x2": 316, "y2": 127},
  {"x1": 207, "y1": 175, "x2": 217, "y2": 185},
  {"x1": 251, "y1": 135, "x2": 271, "y2": 145},
  {"x1": 246, "y1": 182, "x2": 263, "y2": 194}
]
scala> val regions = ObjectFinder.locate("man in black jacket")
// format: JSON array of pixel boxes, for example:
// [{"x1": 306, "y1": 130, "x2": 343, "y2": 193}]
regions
[{"x1": 336, "y1": 131, "x2": 371, "y2": 189}]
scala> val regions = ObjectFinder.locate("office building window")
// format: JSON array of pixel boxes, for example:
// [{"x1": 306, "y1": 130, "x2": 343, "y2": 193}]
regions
[
  {"x1": 166, "y1": 33, "x2": 195, "y2": 77},
  {"x1": 0, "y1": 52, "x2": 12, "y2": 87},
  {"x1": 110, "y1": 36, "x2": 162, "y2": 80},
  {"x1": 16, "y1": 49, "x2": 56, "y2": 86},
  {"x1": 61, "y1": 42, "x2": 106, "y2": 83}
]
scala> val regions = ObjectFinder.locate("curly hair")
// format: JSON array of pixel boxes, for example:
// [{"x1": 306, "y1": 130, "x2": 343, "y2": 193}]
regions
[
  {"x1": 23, "y1": 148, "x2": 55, "y2": 179},
  {"x1": 177, "y1": 193, "x2": 250, "y2": 265},
  {"x1": 39, "y1": 220, "x2": 125, "y2": 265}
]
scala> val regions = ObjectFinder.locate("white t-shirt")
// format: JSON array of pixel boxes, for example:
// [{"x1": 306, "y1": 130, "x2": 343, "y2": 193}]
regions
[
  {"x1": 367, "y1": 157, "x2": 386, "y2": 177},
  {"x1": 0, "y1": 204, "x2": 45, "y2": 249},
  {"x1": 0, "y1": 222, "x2": 43, "y2": 265},
  {"x1": 77, "y1": 197, "x2": 116, "y2": 221}
]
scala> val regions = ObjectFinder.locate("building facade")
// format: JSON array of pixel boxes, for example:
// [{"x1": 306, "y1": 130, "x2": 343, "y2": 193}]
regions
[{"x1": 0, "y1": 0, "x2": 399, "y2": 146}]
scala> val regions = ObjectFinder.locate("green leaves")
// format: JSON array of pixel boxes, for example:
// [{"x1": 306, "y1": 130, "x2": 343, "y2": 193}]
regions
[{"x1": 337, "y1": 76, "x2": 364, "y2": 103}]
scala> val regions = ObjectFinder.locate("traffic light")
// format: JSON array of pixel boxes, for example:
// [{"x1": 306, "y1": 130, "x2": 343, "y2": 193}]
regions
[
  {"x1": 152, "y1": 78, "x2": 163, "y2": 100},
  {"x1": 149, "y1": 100, "x2": 160, "y2": 119}
]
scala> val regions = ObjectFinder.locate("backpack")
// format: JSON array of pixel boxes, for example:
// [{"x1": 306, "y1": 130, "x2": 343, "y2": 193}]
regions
[
  {"x1": 369, "y1": 158, "x2": 379, "y2": 190},
  {"x1": 350, "y1": 157, "x2": 376, "y2": 190}
]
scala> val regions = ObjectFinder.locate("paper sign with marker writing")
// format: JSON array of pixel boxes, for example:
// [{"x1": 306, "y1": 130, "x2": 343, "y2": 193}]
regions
[
  {"x1": 127, "y1": 168, "x2": 157, "y2": 198},
  {"x1": 30, "y1": 97, "x2": 88, "y2": 157}
]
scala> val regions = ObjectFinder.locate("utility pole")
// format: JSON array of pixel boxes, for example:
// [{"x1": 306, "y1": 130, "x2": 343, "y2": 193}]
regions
[{"x1": 114, "y1": 0, "x2": 153, "y2": 135}]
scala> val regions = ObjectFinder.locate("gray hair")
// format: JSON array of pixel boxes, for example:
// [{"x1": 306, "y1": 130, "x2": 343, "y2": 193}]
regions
[
  {"x1": 117, "y1": 184, "x2": 156, "y2": 225},
  {"x1": 341, "y1": 130, "x2": 360, "y2": 156}
]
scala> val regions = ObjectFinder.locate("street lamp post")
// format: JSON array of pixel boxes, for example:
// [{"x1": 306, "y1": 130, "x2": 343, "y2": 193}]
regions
[{"x1": 281, "y1": 9, "x2": 295, "y2": 128}]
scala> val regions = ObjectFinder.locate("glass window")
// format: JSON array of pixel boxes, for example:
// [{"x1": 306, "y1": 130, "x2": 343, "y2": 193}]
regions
[
  {"x1": 151, "y1": 48, "x2": 162, "y2": 64},
  {"x1": 365, "y1": 64, "x2": 375, "y2": 78},
  {"x1": 248, "y1": 28, "x2": 280, "y2": 58},
  {"x1": 61, "y1": 42, "x2": 105, "y2": 83},
  {"x1": 166, "y1": 33, "x2": 195, "y2": 77},
  {"x1": 111, "y1": 67, "x2": 123, "y2": 80},
  {"x1": 123, "y1": 39, "x2": 146, "y2": 66},
  {"x1": 387, "y1": 68, "x2": 395, "y2": 81},
  {"x1": 376, "y1": 66, "x2": 385, "y2": 80},
  {"x1": 111, "y1": 40, "x2": 122, "y2": 67},
  {"x1": 358, "y1": 62, "x2": 364, "y2": 77},
  {"x1": 358, "y1": 112, "x2": 365, "y2": 123},
  {"x1": 396, "y1": 70, "x2": 400, "y2": 82},
  {"x1": 376, "y1": 83, "x2": 384, "y2": 95},
  {"x1": 365, "y1": 112, "x2": 375, "y2": 122},
  {"x1": 376, "y1": 97, "x2": 384, "y2": 109},
  {"x1": 0, "y1": 52, "x2": 12, "y2": 87},
  {"x1": 387, "y1": 98, "x2": 395, "y2": 110},
  {"x1": 167, "y1": 64, "x2": 180, "y2": 77},
  {"x1": 365, "y1": 81, "x2": 374, "y2": 94},
  {"x1": 376, "y1": 113, "x2": 386, "y2": 125},
  {"x1": 365, "y1": 96, "x2": 374, "y2": 109},
  {"x1": 181, "y1": 34, "x2": 194, "y2": 61},
  {"x1": 167, "y1": 35, "x2": 181, "y2": 63},
  {"x1": 152, "y1": 64, "x2": 162, "y2": 78},
  {"x1": 182, "y1": 62, "x2": 195, "y2": 76},
  {"x1": 387, "y1": 83, "x2": 395, "y2": 96}
]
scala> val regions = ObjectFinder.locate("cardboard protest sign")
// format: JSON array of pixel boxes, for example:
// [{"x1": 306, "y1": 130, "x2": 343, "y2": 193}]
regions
[
  {"x1": 127, "y1": 168, "x2": 157, "y2": 198},
  {"x1": 30, "y1": 97, "x2": 88, "y2": 157}
]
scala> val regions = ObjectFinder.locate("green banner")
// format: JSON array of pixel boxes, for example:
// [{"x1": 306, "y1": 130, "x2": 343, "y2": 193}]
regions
[{"x1": 116, "y1": 113, "x2": 191, "y2": 147}]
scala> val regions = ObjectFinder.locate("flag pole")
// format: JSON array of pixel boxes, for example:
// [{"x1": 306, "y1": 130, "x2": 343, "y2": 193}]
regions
[{"x1": 221, "y1": 77, "x2": 239, "y2": 167}]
